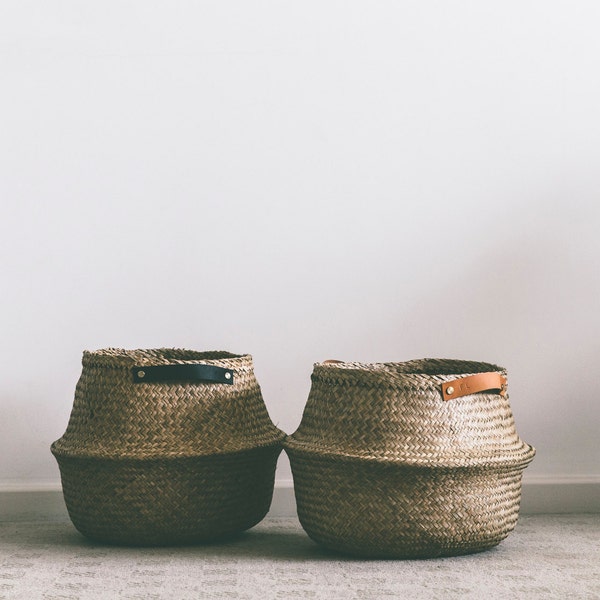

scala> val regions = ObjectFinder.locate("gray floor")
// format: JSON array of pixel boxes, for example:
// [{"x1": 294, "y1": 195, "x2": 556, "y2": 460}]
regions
[{"x1": 0, "y1": 516, "x2": 598, "y2": 599}]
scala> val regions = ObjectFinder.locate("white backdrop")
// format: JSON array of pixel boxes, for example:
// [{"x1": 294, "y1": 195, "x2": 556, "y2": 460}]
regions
[{"x1": 1, "y1": 1, "x2": 599, "y2": 486}]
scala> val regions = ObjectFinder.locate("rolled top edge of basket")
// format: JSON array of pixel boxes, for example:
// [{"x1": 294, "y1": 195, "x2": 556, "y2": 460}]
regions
[
  {"x1": 313, "y1": 358, "x2": 506, "y2": 387},
  {"x1": 51, "y1": 432, "x2": 287, "y2": 461},
  {"x1": 283, "y1": 438, "x2": 536, "y2": 469},
  {"x1": 316, "y1": 358, "x2": 504, "y2": 375},
  {"x1": 82, "y1": 348, "x2": 253, "y2": 369}
]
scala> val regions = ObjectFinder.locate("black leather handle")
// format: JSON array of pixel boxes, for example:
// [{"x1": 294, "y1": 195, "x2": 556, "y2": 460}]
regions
[{"x1": 132, "y1": 364, "x2": 234, "y2": 385}]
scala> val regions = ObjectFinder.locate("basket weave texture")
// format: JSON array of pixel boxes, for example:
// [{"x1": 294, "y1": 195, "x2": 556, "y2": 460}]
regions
[
  {"x1": 284, "y1": 358, "x2": 535, "y2": 558},
  {"x1": 52, "y1": 349, "x2": 285, "y2": 545}
]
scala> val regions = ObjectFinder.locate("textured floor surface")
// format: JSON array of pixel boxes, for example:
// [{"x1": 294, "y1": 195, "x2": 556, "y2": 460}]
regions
[{"x1": 0, "y1": 515, "x2": 598, "y2": 599}]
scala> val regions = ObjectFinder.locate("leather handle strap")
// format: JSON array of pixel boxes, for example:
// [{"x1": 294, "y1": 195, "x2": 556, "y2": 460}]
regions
[
  {"x1": 441, "y1": 372, "x2": 507, "y2": 401},
  {"x1": 132, "y1": 364, "x2": 234, "y2": 385}
]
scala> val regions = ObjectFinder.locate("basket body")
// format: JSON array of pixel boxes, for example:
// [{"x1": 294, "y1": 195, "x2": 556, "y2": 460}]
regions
[
  {"x1": 284, "y1": 359, "x2": 535, "y2": 558},
  {"x1": 52, "y1": 349, "x2": 285, "y2": 545}
]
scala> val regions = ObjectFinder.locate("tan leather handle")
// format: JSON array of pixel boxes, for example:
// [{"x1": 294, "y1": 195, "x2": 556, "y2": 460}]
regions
[
  {"x1": 441, "y1": 372, "x2": 507, "y2": 401},
  {"x1": 323, "y1": 359, "x2": 344, "y2": 364}
]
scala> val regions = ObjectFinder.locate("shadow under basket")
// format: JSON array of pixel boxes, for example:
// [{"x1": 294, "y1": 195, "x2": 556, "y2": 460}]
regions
[
  {"x1": 284, "y1": 358, "x2": 535, "y2": 559},
  {"x1": 51, "y1": 348, "x2": 285, "y2": 546}
]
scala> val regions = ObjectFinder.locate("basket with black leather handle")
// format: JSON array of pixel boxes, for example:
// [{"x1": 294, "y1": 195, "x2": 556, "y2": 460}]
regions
[
  {"x1": 284, "y1": 358, "x2": 535, "y2": 558},
  {"x1": 52, "y1": 348, "x2": 285, "y2": 545}
]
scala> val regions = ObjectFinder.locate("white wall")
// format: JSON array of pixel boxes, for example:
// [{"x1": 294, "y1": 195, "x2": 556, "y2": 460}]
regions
[{"x1": 1, "y1": 1, "x2": 599, "y2": 487}]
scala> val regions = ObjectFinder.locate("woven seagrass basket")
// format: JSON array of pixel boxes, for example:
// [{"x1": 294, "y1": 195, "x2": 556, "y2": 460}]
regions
[
  {"x1": 52, "y1": 349, "x2": 285, "y2": 545},
  {"x1": 284, "y1": 358, "x2": 535, "y2": 558}
]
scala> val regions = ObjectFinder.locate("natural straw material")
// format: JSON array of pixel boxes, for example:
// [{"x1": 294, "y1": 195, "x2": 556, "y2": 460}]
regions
[
  {"x1": 52, "y1": 349, "x2": 285, "y2": 545},
  {"x1": 284, "y1": 359, "x2": 535, "y2": 558}
]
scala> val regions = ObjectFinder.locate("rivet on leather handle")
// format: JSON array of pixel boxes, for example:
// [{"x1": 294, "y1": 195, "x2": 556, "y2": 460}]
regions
[
  {"x1": 132, "y1": 364, "x2": 234, "y2": 385},
  {"x1": 441, "y1": 372, "x2": 507, "y2": 401}
]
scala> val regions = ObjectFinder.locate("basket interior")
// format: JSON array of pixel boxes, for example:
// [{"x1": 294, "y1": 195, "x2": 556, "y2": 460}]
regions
[{"x1": 321, "y1": 358, "x2": 503, "y2": 376}]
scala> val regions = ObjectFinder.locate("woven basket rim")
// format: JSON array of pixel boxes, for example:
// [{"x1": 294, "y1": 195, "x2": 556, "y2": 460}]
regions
[
  {"x1": 51, "y1": 435, "x2": 286, "y2": 461},
  {"x1": 81, "y1": 348, "x2": 251, "y2": 368},
  {"x1": 310, "y1": 359, "x2": 509, "y2": 392},
  {"x1": 313, "y1": 358, "x2": 505, "y2": 380},
  {"x1": 284, "y1": 439, "x2": 536, "y2": 469}
]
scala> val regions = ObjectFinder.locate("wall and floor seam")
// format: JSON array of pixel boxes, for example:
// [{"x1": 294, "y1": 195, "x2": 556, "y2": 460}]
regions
[{"x1": 1, "y1": 477, "x2": 599, "y2": 521}]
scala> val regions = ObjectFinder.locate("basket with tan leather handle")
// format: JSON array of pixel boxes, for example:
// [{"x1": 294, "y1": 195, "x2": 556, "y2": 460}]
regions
[
  {"x1": 284, "y1": 358, "x2": 535, "y2": 558},
  {"x1": 52, "y1": 348, "x2": 285, "y2": 545}
]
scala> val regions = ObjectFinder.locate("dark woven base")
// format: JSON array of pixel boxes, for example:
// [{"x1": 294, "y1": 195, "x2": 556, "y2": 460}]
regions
[
  {"x1": 289, "y1": 451, "x2": 524, "y2": 558},
  {"x1": 55, "y1": 445, "x2": 281, "y2": 546}
]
